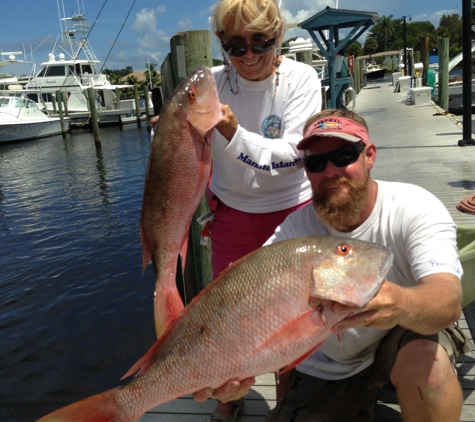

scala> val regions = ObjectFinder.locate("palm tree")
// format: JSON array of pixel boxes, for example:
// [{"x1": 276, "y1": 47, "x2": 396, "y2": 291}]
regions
[{"x1": 378, "y1": 15, "x2": 395, "y2": 52}]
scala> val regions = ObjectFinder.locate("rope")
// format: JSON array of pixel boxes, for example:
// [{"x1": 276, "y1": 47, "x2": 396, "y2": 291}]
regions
[{"x1": 457, "y1": 195, "x2": 475, "y2": 215}]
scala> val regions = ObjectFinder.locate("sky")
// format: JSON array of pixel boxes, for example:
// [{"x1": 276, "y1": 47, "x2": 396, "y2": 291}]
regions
[{"x1": 0, "y1": 0, "x2": 462, "y2": 75}]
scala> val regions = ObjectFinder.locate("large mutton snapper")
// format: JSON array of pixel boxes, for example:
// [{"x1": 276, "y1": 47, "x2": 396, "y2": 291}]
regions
[
  {"x1": 37, "y1": 235, "x2": 393, "y2": 422},
  {"x1": 139, "y1": 66, "x2": 222, "y2": 338}
]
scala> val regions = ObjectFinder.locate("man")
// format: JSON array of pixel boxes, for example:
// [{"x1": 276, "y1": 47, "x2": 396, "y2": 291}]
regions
[{"x1": 194, "y1": 108, "x2": 472, "y2": 421}]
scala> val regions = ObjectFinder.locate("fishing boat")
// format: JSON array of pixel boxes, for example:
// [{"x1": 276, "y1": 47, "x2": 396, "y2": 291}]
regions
[
  {"x1": 0, "y1": 89, "x2": 70, "y2": 143},
  {"x1": 365, "y1": 63, "x2": 387, "y2": 80},
  {"x1": 25, "y1": 12, "x2": 152, "y2": 125}
]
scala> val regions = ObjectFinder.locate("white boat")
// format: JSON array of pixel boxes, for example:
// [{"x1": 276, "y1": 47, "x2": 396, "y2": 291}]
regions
[
  {"x1": 0, "y1": 89, "x2": 70, "y2": 143},
  {"x1": 365, "y1": 63, "x2": 387, "y2": 80},
  {"x1": 25, "y1": 12, "x2": 153, "y2": 125}
]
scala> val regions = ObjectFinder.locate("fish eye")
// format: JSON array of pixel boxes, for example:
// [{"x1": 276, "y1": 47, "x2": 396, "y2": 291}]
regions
[{"x1": 337, "y1": 244, "x2": 350, "y2": 256}]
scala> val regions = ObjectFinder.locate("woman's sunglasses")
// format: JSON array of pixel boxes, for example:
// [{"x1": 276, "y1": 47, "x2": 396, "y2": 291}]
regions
[
  {"x1": 220, "y1": 36, "x2": 276, "y2": 57},
  {"x1": 304, "y1": 142, "x2": 365, "y2": 173}
]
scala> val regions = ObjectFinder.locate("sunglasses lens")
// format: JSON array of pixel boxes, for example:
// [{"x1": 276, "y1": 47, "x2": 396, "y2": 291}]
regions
[
  {"x1": 332, "y1": 147, "x2": 360, "y2": 167},
  {"x1": 304, "y1": 156, "x2": 327, "y2": 173},
  {"x1": 250, "y1": 39, "x2": 275, "y2": 54},
  {"x1": 304, "y1": 144, "x2": 363, "y2": 173},
  {"x1": 223, "y1": 44, "x2": 246, "y2": 57},
  {"x1": 221, "y1": 37, "x2": 276, "y2": 57}
]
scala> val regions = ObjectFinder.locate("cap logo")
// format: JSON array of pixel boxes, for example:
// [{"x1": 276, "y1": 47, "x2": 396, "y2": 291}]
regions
[{"x1": 317, "y1": 120, "x2": 342, "y2": 131}]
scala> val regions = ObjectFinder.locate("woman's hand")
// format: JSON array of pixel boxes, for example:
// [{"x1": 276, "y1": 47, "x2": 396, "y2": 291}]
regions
[{"x1": 215, "y1": 104, "x2": 238, "y2": 142}]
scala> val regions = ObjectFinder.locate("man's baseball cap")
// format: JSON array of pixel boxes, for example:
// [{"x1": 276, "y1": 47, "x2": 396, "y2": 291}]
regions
[{"x1": 297, "y1": 116, "x2": 369, "y2": 150}]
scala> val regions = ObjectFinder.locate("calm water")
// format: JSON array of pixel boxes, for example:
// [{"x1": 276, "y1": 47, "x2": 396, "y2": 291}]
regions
[{"x1": 0, "y1": 126, "x2": 157, "y2": 421}]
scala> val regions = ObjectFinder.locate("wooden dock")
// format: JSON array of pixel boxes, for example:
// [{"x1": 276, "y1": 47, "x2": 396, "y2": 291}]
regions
[{"x1": 141, "y1": 75, "x2": 475, "y2": 421}]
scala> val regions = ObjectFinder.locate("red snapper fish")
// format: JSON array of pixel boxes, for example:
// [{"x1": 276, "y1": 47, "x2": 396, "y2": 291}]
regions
[
  {"x1": 139, "y1": 66, "x2": 222, "y2": 338},
  {"x1": 37, "y1": 235, "x2": 393, "y2": 422}
]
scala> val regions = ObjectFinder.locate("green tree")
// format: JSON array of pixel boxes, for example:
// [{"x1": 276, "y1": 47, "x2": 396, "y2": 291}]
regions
[
  {"x1": 373, "y1": 15, "x2": 395, "y2": 51},
  {"x1": 363, "y1": 37, "x2": 378, "y2": 58},
  {"x1": 344, "y1": 41, "x2": 363, "y2": 58},
  {"x1": 144, "y1": 62, "x2": 161, "y2": 87}
]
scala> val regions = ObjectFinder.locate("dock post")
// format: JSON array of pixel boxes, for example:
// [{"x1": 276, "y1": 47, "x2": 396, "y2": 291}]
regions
[
  {"x1": 421, "y1": 37, "x2": 429, "y2": 86},
  {"x1": 133, "y1": 86, "x2": 141, "y2": 128},
  {"x1": 408, "y1": 50, "x2": 415, "y2": 78},
  {"x1": 143, "y1": 85, "x2": 152, "y2": 131},
  {"x1": 354, "y1": 60, "x2": 361, "y2": 94},
  {"x1": 51, "y1": 93, "x2": 57, "y2": 114},
  {"x1": 438, "y1": 38, "x2": 450, "y2": 112},
  {"x1": 55, "y1": 90, "x2": 66, "y2": 135},
  {"x1": 168, "y1": 29, "x2": 214, "y2": 299},
  {"x1": 115, "y1": 87, "x2": 121, "y2": 109},
  {"x1": 61, "y1": 92, "x2": 69, "y2": 117},
  {"x1": 87, "y1": 87, "x2": 101, "y2": 146},
  {"x1": 295, "y1": 50, "x2": 313, "y2": 66}
]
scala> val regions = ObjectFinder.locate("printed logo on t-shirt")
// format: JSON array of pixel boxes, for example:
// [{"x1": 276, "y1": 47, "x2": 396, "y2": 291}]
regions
[{"x1": 262, "y1": 114, "x2": 281, "y2": 139}]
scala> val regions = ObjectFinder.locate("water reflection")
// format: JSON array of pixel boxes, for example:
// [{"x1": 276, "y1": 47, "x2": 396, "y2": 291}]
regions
[{"x1": 0, "y1": 127, "x2": 156, "y2": 421}]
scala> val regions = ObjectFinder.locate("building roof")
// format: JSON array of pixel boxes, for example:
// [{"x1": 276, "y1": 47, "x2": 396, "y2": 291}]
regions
[
  {"x1": 358, "y1": 50, "x2": 400, "y2": 60},
  {"x1": 120, "y1": 70, "x2": 155, "y2": 83}
]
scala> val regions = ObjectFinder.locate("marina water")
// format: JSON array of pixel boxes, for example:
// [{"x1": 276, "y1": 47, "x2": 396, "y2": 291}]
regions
[{"x1": 0, "y1": 126, "x2": 157, "y2": 421}]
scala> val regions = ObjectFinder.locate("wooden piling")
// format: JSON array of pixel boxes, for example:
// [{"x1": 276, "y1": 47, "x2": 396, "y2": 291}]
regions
[
  {"x1": 115, "y1": 88, "x2": 121, "y2": 109},
  {"x1": 61, "y1": 92, "x2": 69, "y2": 117},
  {"x1": 133, "y1": 86, "x2": 141, "y2": 128},
  {"x1": 354, "y1": 59, "x2": 362, "y2": 94},
  {"x1": 51, "y1": 93, "x2": 57, "y2": 114},
  {"x1": 55, "y1": 90, "x2": 66, "y2": 135},
  {"x1": 408, "y1": 51, "x2": 415, "y2": 78},
  {"x1": 87, "y1": 87, "x2": 101, "y2": 146},
  {"x1": 295, "y1": 50, "x2": 313, "y2": 66},
  {"x1": 438, "y1": 38, "x2": 450, "y2": 112},
  {"x1": 143, "y1": 85, "x2": 152, "y2": 131},
  {"x1": 421, "y1": 37, "x2": 429, "y2": 85}
]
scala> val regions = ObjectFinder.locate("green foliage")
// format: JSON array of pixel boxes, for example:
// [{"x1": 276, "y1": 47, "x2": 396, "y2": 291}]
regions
[
  {"x1": 103, "y1": 66, "x2": 133, "y2": 78},
  {"x1": 144, "y1": 62, "x2": 161, "y2": 87},
  {"x1": 363, "y1": 37, "x2": 378, "y2": 56},
  {"x1": 213, "y1": 58, "x2": 224, "y2": 66},
  {"x1": 344, "y1": 41, "x2": 363, "y2": 58}
]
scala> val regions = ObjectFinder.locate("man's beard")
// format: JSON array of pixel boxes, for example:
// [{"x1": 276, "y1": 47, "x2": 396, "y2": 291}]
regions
[{"x1": 312, "y1": 172, "x2": 369, "y2": 232}]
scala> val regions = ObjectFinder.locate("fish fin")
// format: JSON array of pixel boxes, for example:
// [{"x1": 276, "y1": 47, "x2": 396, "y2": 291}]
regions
[
  {"x1": 255, "y1": 310, "x2": 325, "y2": 371},
  {"x1": 122, "y1": 316, "x2": 180, "y2": 380},
  {"x1": 36, "y1": 389, "x2": 135, "y2": 422},
  {"x1": 179, "y1": 235, "x2": 189, "y2": 274},
  {"x1": 139, "y1": 221, "x2": 153, "y2": 273},
  {"x1": 279, "y1": 342, "x2": 324, "y2": 375},
  {"x1": 154, "y1": 285, "x2": 184, "y2": 338}
]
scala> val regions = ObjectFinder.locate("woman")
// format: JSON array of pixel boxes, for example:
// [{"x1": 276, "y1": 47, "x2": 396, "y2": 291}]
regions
[
  {"x1": 201, "y1": 0, "x2": 322, "y2": 420},
  {"x1": 208, "y1": 0, "x2": 322, "y2": 280}
]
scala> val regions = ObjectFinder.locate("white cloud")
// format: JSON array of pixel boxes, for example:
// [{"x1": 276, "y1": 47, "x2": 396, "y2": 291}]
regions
[
  {"x1": 177, "y1": 18, "x2": 193, "y2": 31},
  {"x1": 131, "y1": 7, "x2": 170, "y2": 51}
]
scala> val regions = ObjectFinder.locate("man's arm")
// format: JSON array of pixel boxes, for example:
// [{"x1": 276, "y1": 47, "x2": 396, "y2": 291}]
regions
[{"x1": 332, "y1": 273, "x2": 462, "y2": 335}]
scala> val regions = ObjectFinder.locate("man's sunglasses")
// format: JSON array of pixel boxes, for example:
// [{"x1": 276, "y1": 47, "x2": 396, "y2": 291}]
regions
[
  {"x1": 220, "y1": 36, "x2": 276, "y2": 57},
  {"x1": 304, "y1": 142, "x2": 365, "y2": 173}
]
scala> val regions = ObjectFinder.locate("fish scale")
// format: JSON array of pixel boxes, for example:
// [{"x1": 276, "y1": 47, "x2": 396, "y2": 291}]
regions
[{"x1": 37, "y1": 235, "x2": 393, "y2": 422}]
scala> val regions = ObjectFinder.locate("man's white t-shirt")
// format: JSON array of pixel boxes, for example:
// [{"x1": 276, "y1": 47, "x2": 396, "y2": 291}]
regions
[{"x1": 265, "y1": 180, "x2": 462, "y2": 380}]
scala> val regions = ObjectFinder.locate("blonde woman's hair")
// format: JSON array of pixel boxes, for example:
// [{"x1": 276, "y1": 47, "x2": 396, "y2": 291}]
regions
[{"x1": 211, "y1": 0, "x2": 285, "y2": 44}]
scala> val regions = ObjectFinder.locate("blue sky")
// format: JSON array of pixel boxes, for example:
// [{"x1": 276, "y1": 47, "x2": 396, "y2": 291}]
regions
[{"x1": 0, "y1": 0, "x2": 461, "y2": 74}]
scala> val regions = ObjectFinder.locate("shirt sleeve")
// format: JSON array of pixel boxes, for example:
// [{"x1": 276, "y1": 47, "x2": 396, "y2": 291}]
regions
[{"x1": 224, "y1": 65, "x2": 322, "y2": 176}]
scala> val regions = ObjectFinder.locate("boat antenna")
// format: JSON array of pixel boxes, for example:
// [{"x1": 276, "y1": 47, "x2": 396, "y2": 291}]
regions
[{"x1": 99, "y1": 0, "x2": 138, "y2": 72}]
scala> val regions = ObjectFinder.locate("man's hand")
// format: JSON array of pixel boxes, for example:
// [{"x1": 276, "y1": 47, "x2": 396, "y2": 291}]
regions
[
  {"x1": 215, "y1": 104, "x2": 238, "y2": 142},
  {"x1": 332, "y1": 280, "x2": 405, "y2": 332},
  {"x1": 193, "y1": 377, "x2": 255, "y2": 403}
]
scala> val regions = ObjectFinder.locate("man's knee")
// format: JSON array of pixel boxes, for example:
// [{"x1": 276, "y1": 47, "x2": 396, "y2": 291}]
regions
[{"x1": 390, "y1": 338, "x2": 455, "y2": 388}]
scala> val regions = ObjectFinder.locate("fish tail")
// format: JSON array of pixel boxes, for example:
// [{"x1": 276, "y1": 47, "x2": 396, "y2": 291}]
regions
[
  {"x1": 36, "y1": 389, "x2": 138, "y2": 422},
  {"x1": 155, "y1": 284, "x2": 184, "y2": 338}
]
